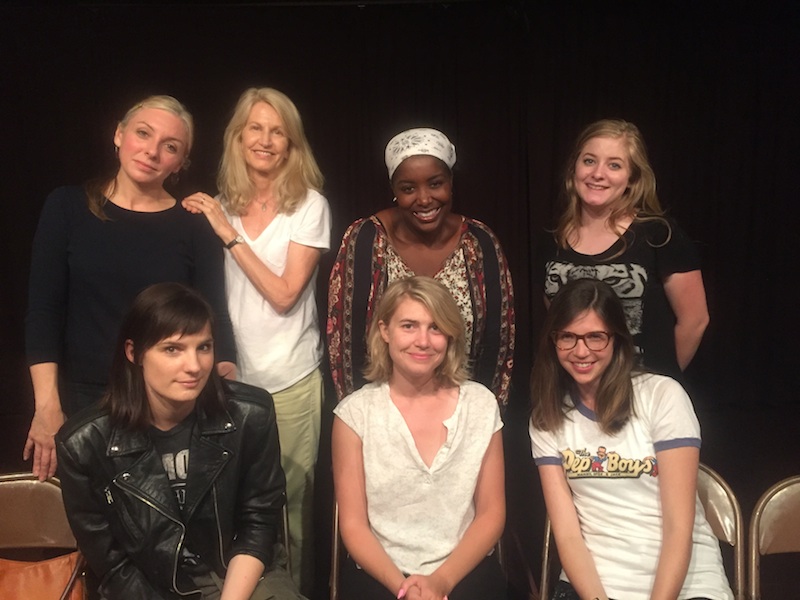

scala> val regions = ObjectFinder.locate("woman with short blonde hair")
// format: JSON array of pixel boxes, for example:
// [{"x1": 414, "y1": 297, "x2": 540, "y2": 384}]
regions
[
  {"x1": 24, "y1": 94, "x2": 235, "y2": 481},
  {"x1": 333, "y1": 276, "x2": 506, "y2": 600},
  {"x1": 364, "y1": 275, "x2": 469, "y2": 386}
]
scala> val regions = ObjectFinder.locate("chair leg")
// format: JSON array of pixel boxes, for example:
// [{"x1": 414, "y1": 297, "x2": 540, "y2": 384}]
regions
[
  {"x1": 59, "y1": 551, "x2": 87, "y2": 600},
  {"x1": 330, "y1": 501, "x2": 340, "y2": 600}
]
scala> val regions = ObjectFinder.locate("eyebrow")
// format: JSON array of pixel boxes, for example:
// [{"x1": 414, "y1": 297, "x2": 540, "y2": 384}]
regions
[
  {"x1": 395, "y1": 173, "x2": 447, "y2": 185},
  {"x1": 158, "y1": 335, "x2": 214, "y2": 346},
  {"x1": 582, "y1": 151, "x2": 626, "y2": 162},
  {"x1": 398, "y1": 318, "x2": 419, "y2": 325},
  {"x1": 132, "y1": 120, "x2": 185, "y2": 144}
]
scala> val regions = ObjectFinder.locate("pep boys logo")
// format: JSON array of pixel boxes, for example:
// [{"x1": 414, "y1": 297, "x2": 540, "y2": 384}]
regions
[{"x1": 561, "y1": 447, "x2": 658, "y2": 479}]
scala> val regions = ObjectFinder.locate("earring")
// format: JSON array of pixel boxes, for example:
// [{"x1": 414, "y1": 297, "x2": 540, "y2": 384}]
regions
[
  {"x1": 114, "y1": 145, "x2": 119, "y2": 154},
  {"x1": 392, "y1": 197, "x2": 397, "y2": 203}
]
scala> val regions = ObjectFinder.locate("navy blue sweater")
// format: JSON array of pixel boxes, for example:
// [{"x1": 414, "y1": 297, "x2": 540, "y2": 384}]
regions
[{"x1": 26, "y1": 186, "x2": 236, "y2": 386}]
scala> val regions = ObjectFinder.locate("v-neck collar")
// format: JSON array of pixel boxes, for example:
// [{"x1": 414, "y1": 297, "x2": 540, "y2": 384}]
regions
[{"x1": 383, "y1": 382, "x2": 462, "y2": 472}]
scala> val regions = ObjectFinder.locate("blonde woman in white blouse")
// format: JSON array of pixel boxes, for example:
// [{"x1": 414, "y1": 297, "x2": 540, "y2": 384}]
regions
[{"x1": 332, "y1": 276, "x2": 506, "y2": 600}]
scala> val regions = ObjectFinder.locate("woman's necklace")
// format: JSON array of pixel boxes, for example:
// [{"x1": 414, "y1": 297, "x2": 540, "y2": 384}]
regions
[{"x1": 253, "y1": 195, "x2": 279, "y2": 215}]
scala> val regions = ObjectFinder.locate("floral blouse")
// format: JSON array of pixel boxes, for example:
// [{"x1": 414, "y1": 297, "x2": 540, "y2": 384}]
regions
[{"x1": 327, "y1": 215, "x2": 515, "y2": 406}]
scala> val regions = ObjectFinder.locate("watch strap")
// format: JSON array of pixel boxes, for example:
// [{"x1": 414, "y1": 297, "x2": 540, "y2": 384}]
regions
[{"x1": 225, "y1": 235, "x2": 244, "y2": 249}]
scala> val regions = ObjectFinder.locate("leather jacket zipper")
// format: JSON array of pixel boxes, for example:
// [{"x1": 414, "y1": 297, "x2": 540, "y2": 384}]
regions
[
  {"x1": 212, "y1": 483, "x2": 228, "y2": 570},
  {"x1": 114, "y1": 476, "x2": 199, "y2": 597}
]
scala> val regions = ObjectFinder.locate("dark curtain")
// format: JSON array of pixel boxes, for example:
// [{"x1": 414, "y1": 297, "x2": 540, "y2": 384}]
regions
[{"x1": 2, "y1": 2, "x2": 797, "y2": 598}]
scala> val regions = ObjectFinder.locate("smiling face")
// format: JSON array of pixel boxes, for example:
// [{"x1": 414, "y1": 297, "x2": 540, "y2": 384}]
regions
[
  {"x1": 555, "y1": 309, "x2": 614, "y2": 405},
  {"x1": 573, "y1": 136, "x2": 631, "y2": 215},
  {"x1": 114, "y1": 107, "x2": 189, "y2": 188},
  {"x1": 391, "y1": 155, "x2": 453, "y2": 237},
  {"x1": 127, "y1": 324, "x2": 214, "y2": 425},
  {"x1": 379, "y1": 297, "x2": 449, "y2": 386},
  {"x1": 240, "y1": 101, "x2": 290, "y2": 179}
]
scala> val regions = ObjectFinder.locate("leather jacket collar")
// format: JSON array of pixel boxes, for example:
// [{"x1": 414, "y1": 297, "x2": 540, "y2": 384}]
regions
[{"x1": 105, "y1": 407, "x2": 237, "y2": 524}]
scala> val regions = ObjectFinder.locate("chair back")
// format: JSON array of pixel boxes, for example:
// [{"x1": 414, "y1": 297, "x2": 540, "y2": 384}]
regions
[
  {"x1": 748, "y1": 474, "x2": 800, "y2": 600},
  {"x1": 0, "y1": 473, "x2": 76, "y2": 550},
  {"x1": 696, "y1": 463, "x2": 745, "y2": 599},
  {"x1": 0, "y1": 473, "x2": 85, "y2": 600}
]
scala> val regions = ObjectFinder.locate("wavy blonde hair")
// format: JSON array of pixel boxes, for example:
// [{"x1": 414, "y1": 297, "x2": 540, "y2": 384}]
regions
[
  {"x1": 218, "y1": 87, "x2": 323, "y2": 215},
  {"x1": 364, "y1": 277, "x2": 469, "y2": 387},
  {"x1": 555, "y1": 119, "x2": 667, "y2": 254},
  {"x1": 86, "y1": 95, "x2": 194, "y2": 220}
]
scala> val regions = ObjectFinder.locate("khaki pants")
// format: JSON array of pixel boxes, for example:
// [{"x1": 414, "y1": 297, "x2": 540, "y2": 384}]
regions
[
  {"x1": 192, "y1": 546, "x2": 307, "y2": 600},
  {"x1": 271, "y1": 368, "x2": 323, "y2": 595}
]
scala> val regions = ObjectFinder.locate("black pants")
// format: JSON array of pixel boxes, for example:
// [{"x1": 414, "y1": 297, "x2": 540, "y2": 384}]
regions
[{"x1": 340, "y1": 554, "x2": 506, "y2": 600}]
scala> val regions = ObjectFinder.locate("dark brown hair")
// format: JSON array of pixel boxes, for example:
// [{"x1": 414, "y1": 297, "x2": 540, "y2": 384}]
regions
[
  {"x1": 103, "y1": 282, "x2": 226, "y2": 429},
  {"x1": 530, "y1": 278, "x2": 636, "y2": 434}
]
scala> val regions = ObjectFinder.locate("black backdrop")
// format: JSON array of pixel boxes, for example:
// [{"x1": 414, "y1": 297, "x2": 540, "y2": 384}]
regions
[{"x1": 2, "y1": 2, "x2": 798, "y2": 597}]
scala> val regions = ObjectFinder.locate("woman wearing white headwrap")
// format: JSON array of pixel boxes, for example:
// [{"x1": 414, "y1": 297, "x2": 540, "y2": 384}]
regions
[{"x1": 327, "y1": 128, "x2": 515, "y2": 406}]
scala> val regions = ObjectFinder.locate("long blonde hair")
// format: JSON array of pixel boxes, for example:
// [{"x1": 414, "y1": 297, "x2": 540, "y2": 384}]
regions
[
  {"x1": 555, "y1": 119, "x2": 667, "y2": 254},
  {"x1": 86, "y1": 95, "x2": 194, "y2": 220},
  {"x1": 217, "y1": 87, "x2": 323, "y2": 216}
]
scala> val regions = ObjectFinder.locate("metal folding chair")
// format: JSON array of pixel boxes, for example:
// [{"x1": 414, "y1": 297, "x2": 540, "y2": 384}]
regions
[
  {"x1": 0, "y1": 473, "x2": 86, "y2": 600},
  {"x1": 748, "y1": 474, "x2": 800, "y2": 600}
]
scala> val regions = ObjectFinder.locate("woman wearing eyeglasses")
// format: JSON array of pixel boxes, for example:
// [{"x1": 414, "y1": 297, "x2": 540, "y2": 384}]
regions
[{"x1": 529, "y1": 278, "x2": 731, "y2": 600}]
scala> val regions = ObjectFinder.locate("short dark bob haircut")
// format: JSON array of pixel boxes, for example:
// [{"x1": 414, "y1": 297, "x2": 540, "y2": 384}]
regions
[
  {"x1": 103, "y1": 282, "x2": 227, "y2": 429},
  {"x1": 530, "y1": 278, "x2": 636, "y2": 435}
]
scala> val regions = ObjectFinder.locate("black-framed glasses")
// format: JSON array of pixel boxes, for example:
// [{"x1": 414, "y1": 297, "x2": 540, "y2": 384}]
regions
[{"x1": 551, "y1": 330, "x2": 613, "y2": 351}]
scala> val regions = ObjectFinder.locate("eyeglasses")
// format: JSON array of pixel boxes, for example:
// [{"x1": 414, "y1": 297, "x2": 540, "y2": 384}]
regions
[{"x1": 551, "y1": 331, "x2": 612, "y2": 351}]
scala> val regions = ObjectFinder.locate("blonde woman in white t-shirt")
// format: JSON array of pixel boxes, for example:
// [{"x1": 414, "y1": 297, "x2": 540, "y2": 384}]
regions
[
  {"x1": 183, "y1": 87, "x2": 331, "y2": 596},
  {"x1": 333, "y1": 276, "x2": 506, "y2": 600}
]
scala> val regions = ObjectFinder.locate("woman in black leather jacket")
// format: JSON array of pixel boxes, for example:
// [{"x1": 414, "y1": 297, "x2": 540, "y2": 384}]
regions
[{"x1": 56, "y1": 282, "x2": 292, "y2": 599}]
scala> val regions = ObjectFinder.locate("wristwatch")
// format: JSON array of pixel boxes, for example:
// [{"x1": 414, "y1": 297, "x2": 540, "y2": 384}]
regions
[{"x1": 225, "y1": 235, "x2": 245, "y2": 250}]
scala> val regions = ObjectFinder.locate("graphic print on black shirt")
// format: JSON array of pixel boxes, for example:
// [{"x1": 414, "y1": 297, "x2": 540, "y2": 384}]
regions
[{"x1": 149, "y1": 413, "x2": 195, "y2": 512}]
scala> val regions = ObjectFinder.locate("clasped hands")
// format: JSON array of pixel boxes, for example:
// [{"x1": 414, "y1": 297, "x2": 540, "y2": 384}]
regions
[{"x1": 397, "y1": 573, "x2": 450, "y2": 600}]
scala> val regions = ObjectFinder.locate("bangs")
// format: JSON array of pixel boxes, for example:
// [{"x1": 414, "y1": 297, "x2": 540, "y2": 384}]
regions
[{"x1": 128, "y1": 284, "x2": 216, "y2": 360}]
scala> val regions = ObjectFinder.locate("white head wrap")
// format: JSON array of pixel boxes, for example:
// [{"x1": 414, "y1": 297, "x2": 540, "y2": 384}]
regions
[{"x1": 384, "y1": 128, "x2": 457, "y2": 180}]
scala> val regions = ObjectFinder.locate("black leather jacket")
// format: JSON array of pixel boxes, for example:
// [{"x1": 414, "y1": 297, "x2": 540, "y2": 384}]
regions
[{"x1": 56, "y1": 381, "x2": 286, "y2": 599}]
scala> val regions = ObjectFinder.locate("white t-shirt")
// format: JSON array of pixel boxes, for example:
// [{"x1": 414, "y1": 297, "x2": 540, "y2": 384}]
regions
[
  {"x1": 530, "y1": 374, "x2": 733, "y2": 600},
  {"x1": 334, "y1": 381, "x2": 502, "y2": 575},
  {"x1": 224, "y1": 189, "x2": 331, "y2": 393}
]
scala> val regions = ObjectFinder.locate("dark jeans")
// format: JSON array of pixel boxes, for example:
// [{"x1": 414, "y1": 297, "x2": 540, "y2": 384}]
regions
[
  {"x1": 340, "y1": 554, "x2": 506, "y2": 600},
  {"x1": 551, "y1": 579, "x2": 712, "y2": 600}
]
